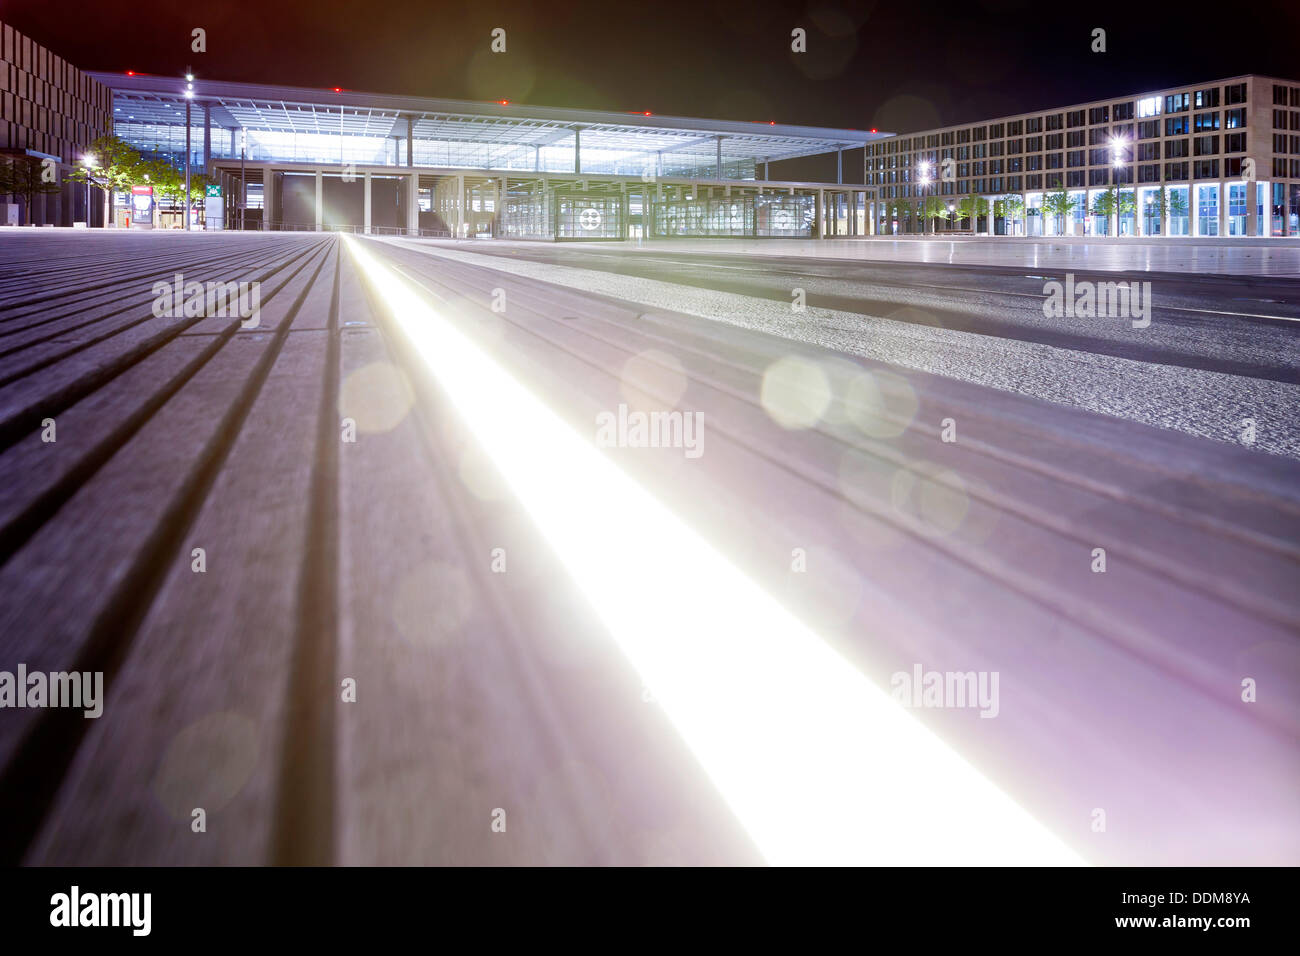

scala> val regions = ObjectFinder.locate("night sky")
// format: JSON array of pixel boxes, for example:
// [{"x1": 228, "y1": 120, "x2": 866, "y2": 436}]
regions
[{"x1": 6, "y1": 0, "x2": 1299, "y2": 181}]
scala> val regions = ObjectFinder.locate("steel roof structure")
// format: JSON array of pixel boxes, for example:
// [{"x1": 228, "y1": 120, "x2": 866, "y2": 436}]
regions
[{"x1": 90, "y1": 72, "x2": 890, "y2": 178}]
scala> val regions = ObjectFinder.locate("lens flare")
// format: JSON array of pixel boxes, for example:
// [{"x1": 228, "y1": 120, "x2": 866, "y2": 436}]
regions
[{"x1": 343, "y1": 235, "x2": 1083, "y2": 866}]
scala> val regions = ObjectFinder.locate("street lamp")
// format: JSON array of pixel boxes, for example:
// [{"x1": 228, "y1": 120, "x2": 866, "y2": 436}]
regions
[
  {"x1": 239, "y1": 128, "x2": 247, "y2": 231},
  {"x1": 1110, "y1": 135, "x2": 1128, "y2": 237},
  {"x1": 918, "y1": 160, "x2": 933, "y2": 235},
  {"x1": 183, "y1": 69, "x2": 195, "y2": 230},
  {"x1": 81, "y1": 154, "x2": 97, "y2": 227}
]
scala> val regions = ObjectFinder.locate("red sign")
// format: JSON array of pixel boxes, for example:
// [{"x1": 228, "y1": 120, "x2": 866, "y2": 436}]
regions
[{"x1": 131, "y1": 185, "x2": 153, "y2": 195}]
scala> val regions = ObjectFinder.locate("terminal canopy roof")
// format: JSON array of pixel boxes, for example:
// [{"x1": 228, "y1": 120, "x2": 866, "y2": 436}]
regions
[{"x1": 91, "y1": 72, "x2": 890, "y2": 178}]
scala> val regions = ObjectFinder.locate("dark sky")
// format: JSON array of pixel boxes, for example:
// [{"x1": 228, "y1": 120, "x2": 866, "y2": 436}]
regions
[{"x1": 6, "y1": 0, "x2": 1299, "y2": 135}]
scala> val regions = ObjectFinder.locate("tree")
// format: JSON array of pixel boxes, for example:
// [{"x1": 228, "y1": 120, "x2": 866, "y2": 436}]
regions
[
  {"x1": 956, "y1": 194, "x2": 989, "y2": 231},
  {"x1": 0, "y1": 156, "x2": 64, "y2": 225},
  {"x1": 66, "y1": 134, "x2": 145, "y2": 227},
  {"x1": 1041, "y1": 185, "x2": 1076, "y2": 235},
  {"x1": 1147, "y1": 186, "x2": 1188, "y2": 234},
  {"x1": 998, "y1": 194, "x2": 1024, "y2": 220},
  {"x1": 920, "y1": 194, "x2": 949, "y2": 233},
  {"x1": 1091, "y1": 186, "x2": 1136, "y2": 234},
  {"x1": 66, "y1": 134, "x2": 144, "y2": 194}
]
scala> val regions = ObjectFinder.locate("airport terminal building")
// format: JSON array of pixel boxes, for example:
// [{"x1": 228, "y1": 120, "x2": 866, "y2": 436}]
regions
[
  {"x1": 867, "y1": 75, "x2": 1300, "y2": 238},
  {"x1": 90, "y1": 72, "x2": 881, "y2": 240},
  {"x1": 4, "y1": 17, "x2": 1298, "y2": 239}
]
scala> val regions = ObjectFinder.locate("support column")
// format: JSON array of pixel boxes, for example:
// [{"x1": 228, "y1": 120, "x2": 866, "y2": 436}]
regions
[
  {"x1": 1218, "y1": 179, "x2": 1227, "y2": 236},
  {"x1": 407, "y1": 172, "x2": 419, "y2": 235},
  {"x1": 574, "y1": 128, "x2": 581, "y2": 174},
  {"x1": 1242, "y1": 179, "x2": 1253, "y2": 236},
  {"x1": 407, "y1": 116, "x2": 414, "y2": 167},
  {"x1": 816, "y1": 189, "x2": 823, "y2": 238},
  {"x1": 203, "y1": 105, "x2": 211, "y2": 168},
  {"x1": 534, "y1": 145, "x2": 540, "y2": 172},
  {"x1": 455, "y1": 173, "x2": 465, "y2": 237},
  {"x1": 364, "y1": 171, "x2": 372, "y2": 234},
  {"x1": 315, "y1": 169, "x2": 323, "y2": 231},
  {"x1": 1161, "y1": 181, "x2": 1169, "y2": 236},
  {"x1": 716, "y1": 136, "x2": 723, "y2": 179},
  {"x1": 262, "y1": 167, "x2": 275, "y2": 230},
  {"x1": 837, "y1": 148, "x2": 843, "y2": 185}
]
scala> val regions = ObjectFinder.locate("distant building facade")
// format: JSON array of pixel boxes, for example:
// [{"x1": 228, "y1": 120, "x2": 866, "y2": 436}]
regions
[
  {"x1": 0, "y1": 19, "x2": 113, "y2": 226},
  {"x1": 866, "y1": 75, "x2": 1300, "y2": 238}
]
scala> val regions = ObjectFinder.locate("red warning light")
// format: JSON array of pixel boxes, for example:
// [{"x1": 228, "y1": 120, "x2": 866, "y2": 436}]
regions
[
  {"x1": 126, "y1": 71, "x2": 135, "y2": 76},
  {"x1": 768, "y1": 121, "x2": 775, "y2": 125},
  {"x1": 499, "y1": 99, "x2": 509, "y2": 105},
  {"x1": 333, "y1": 87, "x2": 343, "y2": 93},
  {"x1": 870, "y1": 128, "x2": 878, "y2": 133}
]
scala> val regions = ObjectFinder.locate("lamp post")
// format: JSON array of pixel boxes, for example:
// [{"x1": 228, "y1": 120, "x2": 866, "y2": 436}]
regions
[
  {"x1": 918, "y1": 160, "x2": 933, "y2": 235},
  {"x1": 81, "y1": 154, "x2": 96, "y2": 227},
  {"x1": 184, "y1": 69, "x2": 194, "y2": 230},
  {"x1": 1110, "y1": 135, "x2": 1128, "y2": 237},
  {"x1": 239, "y1": 128, "x2": 247, "y2": 231}
]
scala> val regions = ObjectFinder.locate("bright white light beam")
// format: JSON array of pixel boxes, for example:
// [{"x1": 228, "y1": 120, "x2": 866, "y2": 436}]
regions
[{"x1": 344, "y1": 235, "x2": 1084, "y2": 867}]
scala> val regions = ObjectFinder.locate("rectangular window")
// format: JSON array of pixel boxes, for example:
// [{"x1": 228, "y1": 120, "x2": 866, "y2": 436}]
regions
[
  {"x1": 1137, "y1": 141, "x2": 1160, "y2": 161},
  {"x1": 1274, "y1": 109, "x2": 1288, "y2": 129},
  {"x1": 1274, "y1": 133, "x2": 1289, "y2": 153},
  {"x1": 1046, "y1": 152, "x2": 1064, "y2": 169},
  {"x1": 973, "y1": 126, "x2": 987, "y2": 141},
  {"x1": 1089, "y1": 147, "x2": 1110, "y2": 166},
  {"x1": 1165, "y1": 92, "x2": 1189, "y2": 113},
  {"x1": 1067, "y1": 109, "x2": 1086, "y2": 127},
  {"x1": 1166, "y1": 116, "x2": 1189, "y2": 136},
  {"x1": 1046, "y1": 133, "x2": 1063, "y2": 149},
  {"x1": 1067, "y1": 170, "x2": 1085, "y2": 187},
  {"x1": 1089, "y1": 168, "x2": 1110, "y2": 185},
  {"x1": 1224, "y1": 132, "x2": 1246, "y2": 153},
  {"x1": 1138, "y1": 120, "x2": 1160, "y2": 139},
  {"x1": 1138, "y1": 96, "x2": 1161, "y2": 117},
  {"x1": 1194, "y1": 87, "x2": 1220, "y2": 108},
  {"x1": 990, "y1": 123, "x2": 1004, "y2": 138},
  {"x1": 1194, "y1": 135, "x2": 1219, "y2": 156},
  {"x1": 1224, "y1": 108, "x2": 1246, "y2": 129},
  {"x1": 1113, "y1": 102, "x2": 1134, "y2": 120},
  {"x1": 1067, "y1": 150, "x2": 1085, "y2": 167},
  {"x1": 1225, "y1": 82, "x2": 1247, "y2": 105},
  {"x1": 1194, "y1": 112, "x2": 1220, "y2": 131},
  {"x1": 1007, "y1": 120, "x2": 1023, "y2": 136},
  {"x1": 1193, "y1": 159, "x2": 1220, "y2": 178},
  {"x1": 1164, "y1": 161, "x2": 1188, "y2": 180},
  {"x1": 1138, "y1": 164, "x2": 1160, "y2": 183},
  {"x1": 1046, "y1": 113, "x2": 1064, "y2": 130},
  {"x1": 1275, "y1": 84, "x2": 1290, "y2": 105},
  {"x1": 1088, "y1": 106, "x2": 1108, "y2": 124},
  {"x1": 1026, "y1": 135, "x2": 1043, "y2": 152},
  {"x1": 1067, "y1": 130, "x2": 1084, "y2": 147},
  {"x1": 1165, "y1": 138, "x2": 1189, "y2": 158}
]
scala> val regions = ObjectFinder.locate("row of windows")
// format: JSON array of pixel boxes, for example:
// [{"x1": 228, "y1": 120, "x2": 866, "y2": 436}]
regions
[
  {"x1": 870, "y1": 81, "x2": 1300, "y2": 157},
  {"x1": 870, "y1": 133, "x2": 1254, "y2": 181},
  {"x1": 878, "y1": 155, "x2": 1300, "y2": 199}
]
